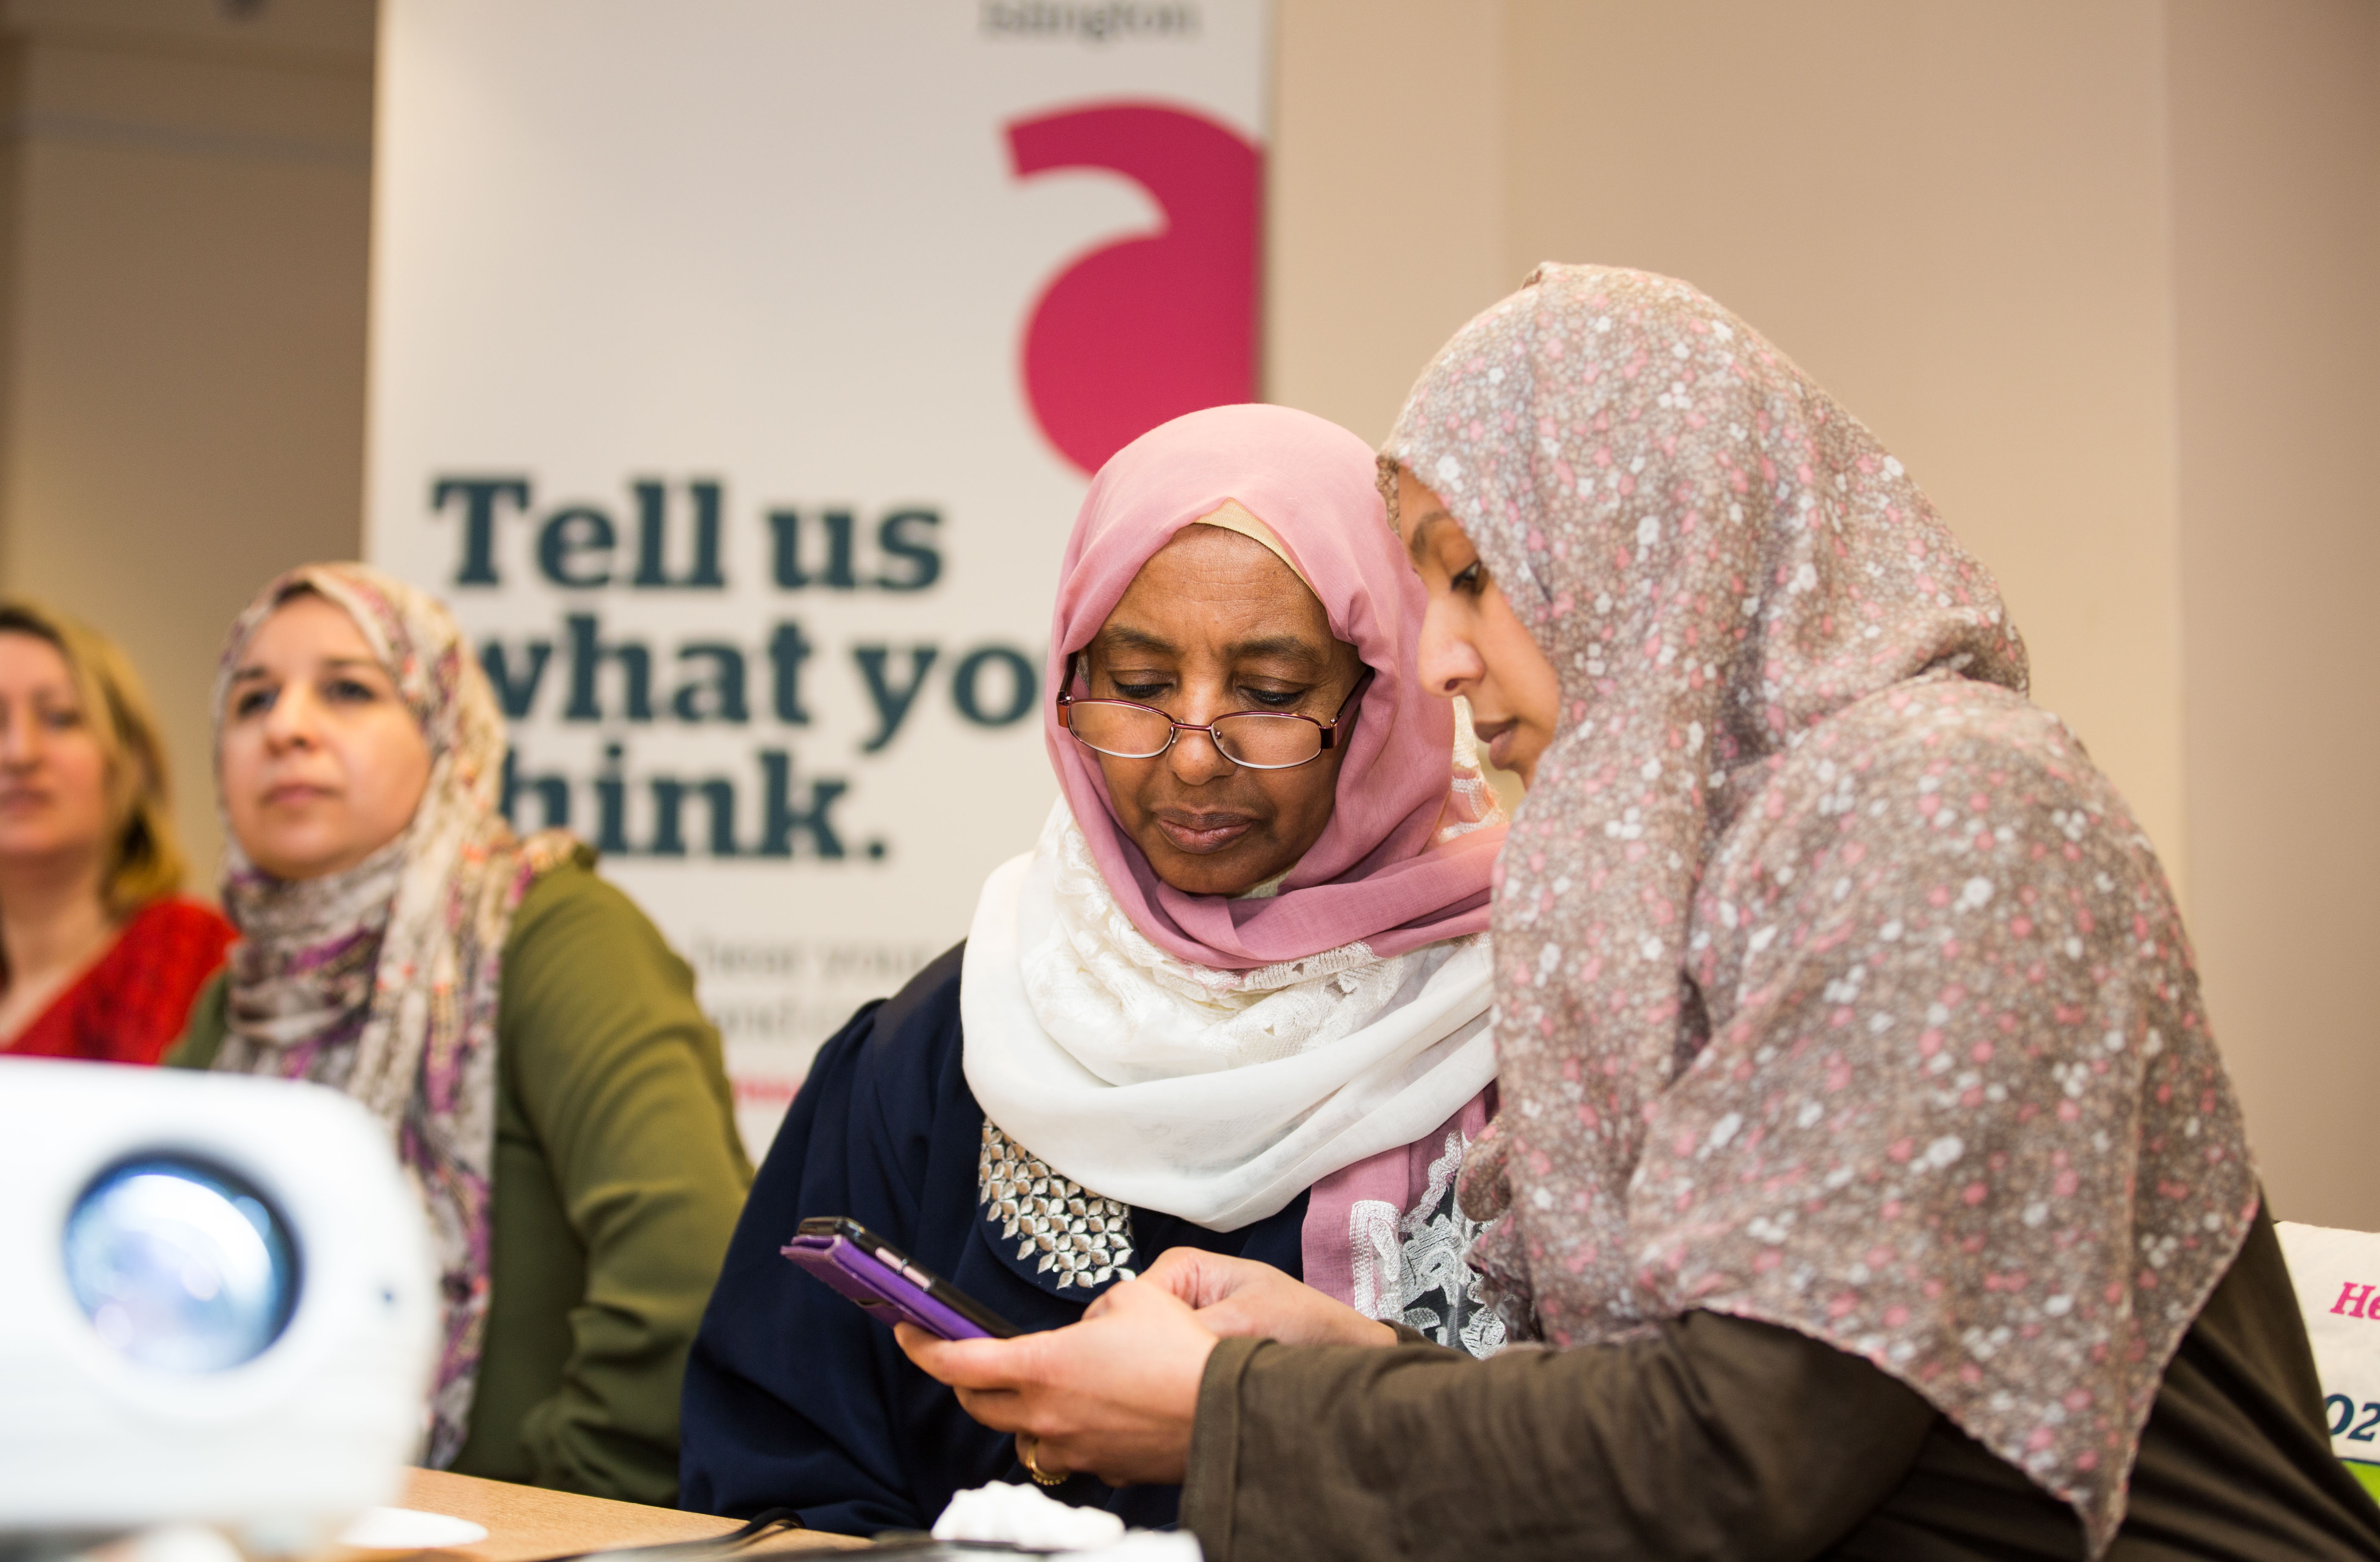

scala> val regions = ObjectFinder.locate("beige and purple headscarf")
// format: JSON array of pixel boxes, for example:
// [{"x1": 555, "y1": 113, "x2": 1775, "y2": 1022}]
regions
[
  {"x1": 1388, "y1": 265, "x2": 2252, "y2": 1553},
  {"x1": 207, "y1": 563, "x2": 580, "y2": 1467}
]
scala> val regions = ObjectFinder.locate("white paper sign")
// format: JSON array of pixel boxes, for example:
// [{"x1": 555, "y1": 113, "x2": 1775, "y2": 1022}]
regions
[
  {"x1": 367, "y1": 0, "x2": 1270, "y2": 1151},
  {"x1": 2277, "y1": 1220, "x2": 2380, "y2": 1490}
]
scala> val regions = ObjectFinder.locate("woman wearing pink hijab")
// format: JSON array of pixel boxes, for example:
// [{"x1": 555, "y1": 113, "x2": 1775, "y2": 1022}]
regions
[
  {"x1": 899, "y1": 271, "x2": 2380, "y2": 1559},
  {"x1": 679, "y1": 403, "x2": 1508, "y2": 1535}
]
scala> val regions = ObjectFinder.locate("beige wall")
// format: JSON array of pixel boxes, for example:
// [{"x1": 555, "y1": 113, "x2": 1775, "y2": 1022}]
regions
[
  {"x1": 0, "y1": 1, "x2": 2370, "y2": 1223},
  {"x1": 2168, "y1": 0, "x2": 2380, "y2": 1230},
  {"x1": 1268, "y1": 0, "x2": 1509, "y2": 450},
  {"x1": 0, "y1": 0, "x2": 372, "y2": 889},
  {"x1": 1272, "y1": 0, "x2": 2190, "y2": 900}
]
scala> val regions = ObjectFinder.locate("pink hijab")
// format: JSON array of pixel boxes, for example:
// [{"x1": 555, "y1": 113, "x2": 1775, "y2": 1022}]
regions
[{"x1": 1045, "y1": 403, "x2": 1501, "y2": 969}]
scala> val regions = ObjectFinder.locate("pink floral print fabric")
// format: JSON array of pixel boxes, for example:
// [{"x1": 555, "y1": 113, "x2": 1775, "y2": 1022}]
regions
[
  {"x1": 208, "y1": 564, "x2": 580, "y2": 1468},
  {"x1": 1386, "y1": 264, "x2": 2252, "y2": 1553}
]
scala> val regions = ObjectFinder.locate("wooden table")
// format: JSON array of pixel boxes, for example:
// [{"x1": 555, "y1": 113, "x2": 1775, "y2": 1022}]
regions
[{"x1": 331, "y1": 1469, "x2": 867, "y2": 1562}]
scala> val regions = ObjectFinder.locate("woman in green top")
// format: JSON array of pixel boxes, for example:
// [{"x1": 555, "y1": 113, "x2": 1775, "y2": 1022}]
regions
[{"x1": 171, "y1": 563, "x2": 750, "y2": 1505}]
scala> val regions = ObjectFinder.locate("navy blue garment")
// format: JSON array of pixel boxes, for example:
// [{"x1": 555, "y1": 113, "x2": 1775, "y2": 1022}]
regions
[{"x1": 679, "y1": 942, "x2": 1308, "y2": 1534}]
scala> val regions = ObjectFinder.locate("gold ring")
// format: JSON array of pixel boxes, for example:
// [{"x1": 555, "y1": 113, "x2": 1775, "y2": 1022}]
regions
[{"x1": 1019, "y1": 1435, "x2": 1066, "y2": 1487}]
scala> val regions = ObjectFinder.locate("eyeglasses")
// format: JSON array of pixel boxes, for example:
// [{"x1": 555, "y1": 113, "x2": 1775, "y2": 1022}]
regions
[{"x1": 1057, "y1": 664, "x2": 1373, "y2": 770}]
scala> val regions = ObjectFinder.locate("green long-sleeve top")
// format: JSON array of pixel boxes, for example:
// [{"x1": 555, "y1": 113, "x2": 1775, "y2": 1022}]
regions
[
  {"x1": 1183, "y1": 1202, "x2": 2380, "y2": 1559},
  {"x1": 169, "y1": 861, "x2": 753, "y2": 1506}
]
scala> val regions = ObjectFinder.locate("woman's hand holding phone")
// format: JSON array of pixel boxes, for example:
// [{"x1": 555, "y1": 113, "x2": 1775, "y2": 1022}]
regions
[{"x1": 896, "y1": 1277, "x2": 1216, "y2": 1486}]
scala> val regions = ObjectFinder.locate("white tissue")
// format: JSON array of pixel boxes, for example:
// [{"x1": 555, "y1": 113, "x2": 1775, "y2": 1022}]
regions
[
  {"x1": 336, "y1": 1507, "x2": 491, "y2": 1550},
  {"x1": 122, "y1": 1526, "x2": 246, "y2": 1562},
  {"x1": 1076, "y1": 1537, "x2": 1203, "y2": 1562},
  {"x1": 931, "y1": 1483, "x2": 1126, "y2": 1549},
  {"x1": 927, "y1": 1485, "x2": 1203, "y2": 1560}
]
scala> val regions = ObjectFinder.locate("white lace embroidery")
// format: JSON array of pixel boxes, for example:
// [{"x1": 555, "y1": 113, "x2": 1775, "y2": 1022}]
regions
[
  {"x1": 1347, "y1": 1129, "x2": 1506, "y2": 1358},
  {"x1": 1349, "y1": 1202, "x2": 1402, "y2": 1318}
]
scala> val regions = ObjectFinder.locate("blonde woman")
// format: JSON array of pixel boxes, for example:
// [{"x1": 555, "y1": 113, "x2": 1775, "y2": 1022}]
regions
[{"x1": 0, "y1": 600, "x2": 232, "y2": 1063}]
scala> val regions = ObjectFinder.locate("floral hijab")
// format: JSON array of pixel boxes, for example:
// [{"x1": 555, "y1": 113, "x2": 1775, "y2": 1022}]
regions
[
  {"x1": 1388, "y1": 265, "x2": 2252, "y2": 1553},
  {"x1": 207, "y1": 564, "x2": 580, "y2": 1466}
]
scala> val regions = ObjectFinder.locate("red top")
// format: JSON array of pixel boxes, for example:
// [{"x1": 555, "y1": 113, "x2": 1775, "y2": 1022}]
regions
[{"x1": 1, "y1": 897, "x2": 237, "y2": 1066}]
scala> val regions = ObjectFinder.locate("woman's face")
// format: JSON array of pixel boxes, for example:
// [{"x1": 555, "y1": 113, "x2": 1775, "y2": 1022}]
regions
[
  {"x1": 0, "y1": 632, "x2": 114, "y2": 872},
  {"x1": 1081, "y1": 521, "x2": 1364, "y2": 896},
  {"x1": 221, "y1": 594, "x2": 433, "y2": 882},
  {"x1": 1397, "y1": 469, "x2": 1562, "y2": 786}
]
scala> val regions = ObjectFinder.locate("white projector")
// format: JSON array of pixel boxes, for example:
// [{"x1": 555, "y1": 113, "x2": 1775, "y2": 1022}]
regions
[{"x1": 0, "y1": 1058, "x2": 436, "y2": 1558}]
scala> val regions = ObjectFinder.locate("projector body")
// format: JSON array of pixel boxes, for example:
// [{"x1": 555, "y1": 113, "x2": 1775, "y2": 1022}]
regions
[{"x1": 0, "y1": 1058, "x2": 437, "y2": 1556}]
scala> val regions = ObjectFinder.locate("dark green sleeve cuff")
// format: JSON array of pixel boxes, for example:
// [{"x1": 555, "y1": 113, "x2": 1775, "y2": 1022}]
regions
[{"x1": 1181, "y1": 1335, "x2": 1268, "y2": 1562}]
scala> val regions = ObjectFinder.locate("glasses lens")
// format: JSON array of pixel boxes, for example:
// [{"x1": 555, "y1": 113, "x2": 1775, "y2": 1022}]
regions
[
  {"x1": 1212, "y1": 714, "x2": 1324, "y2": 768},
  {"x1": 1068, "y1": 701, "x2": 1176, "y2": 758}
]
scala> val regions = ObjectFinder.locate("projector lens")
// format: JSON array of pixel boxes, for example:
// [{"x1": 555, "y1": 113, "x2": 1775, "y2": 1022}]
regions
[{"x1": 64, "y1": 1158, "x2": 300, "y2": 1371}]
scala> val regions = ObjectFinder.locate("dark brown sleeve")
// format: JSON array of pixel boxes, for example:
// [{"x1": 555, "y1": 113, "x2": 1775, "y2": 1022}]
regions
[{"x1": 1182, "y1": 1310, "x2": 1939, "y2": 1562}]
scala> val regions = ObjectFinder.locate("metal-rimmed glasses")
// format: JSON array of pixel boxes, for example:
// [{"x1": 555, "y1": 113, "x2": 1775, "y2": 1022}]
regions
[{"x1": 1057, "y1": 663, "x2": 1373, "y2": 770}]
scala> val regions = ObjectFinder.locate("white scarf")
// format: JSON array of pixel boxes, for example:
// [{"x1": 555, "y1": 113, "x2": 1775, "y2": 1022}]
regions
[{"x1": 962, "y1": 801, "x2": 1496, "y2": 1231}]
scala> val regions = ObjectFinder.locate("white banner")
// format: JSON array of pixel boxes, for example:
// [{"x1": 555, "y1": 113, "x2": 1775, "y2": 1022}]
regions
[{"x1": 366, "y1": 0, "x2": 1270, "y2": 1152}]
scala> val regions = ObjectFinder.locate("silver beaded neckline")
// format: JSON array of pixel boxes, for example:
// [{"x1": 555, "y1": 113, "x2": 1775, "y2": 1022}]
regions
[{"x1": 978, "y1": 1119, "x2": 1137, "y2": 1289}]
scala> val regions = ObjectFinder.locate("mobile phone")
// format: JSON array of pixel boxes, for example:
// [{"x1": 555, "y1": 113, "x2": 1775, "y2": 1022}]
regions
[{"x1": 782, "y1": 1216, "x2": 1021, "y2": 1340}]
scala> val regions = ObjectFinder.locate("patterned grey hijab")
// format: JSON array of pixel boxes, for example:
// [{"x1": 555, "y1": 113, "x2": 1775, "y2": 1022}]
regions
[{"x1": 1387, "y1": 265, "x2": 2253, "y2": 1554}]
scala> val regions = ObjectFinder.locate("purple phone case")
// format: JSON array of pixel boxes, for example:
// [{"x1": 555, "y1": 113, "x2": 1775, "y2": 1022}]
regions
[{"x1": 781, "y1": 1232, "x2": 994, "y2": 1340}]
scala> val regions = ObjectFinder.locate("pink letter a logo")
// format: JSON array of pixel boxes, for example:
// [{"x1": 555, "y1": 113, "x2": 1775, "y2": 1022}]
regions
[{"x1": 1007, "y1": 103, "x2": 1261, "y2": 477}]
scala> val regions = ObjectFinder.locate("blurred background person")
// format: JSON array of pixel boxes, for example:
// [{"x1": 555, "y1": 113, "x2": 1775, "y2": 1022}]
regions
[
  {"x1": 0, "y1": 600, "x2": 233, "y2": 1063},
  {"x1": 169, "y1": 563, "x2": 751, "y2": 1504}
]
